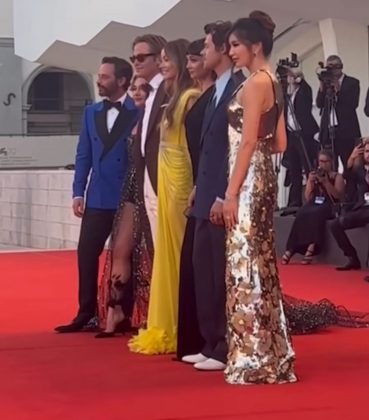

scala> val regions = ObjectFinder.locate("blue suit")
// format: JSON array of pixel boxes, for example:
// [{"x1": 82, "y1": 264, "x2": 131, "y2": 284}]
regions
[
  {"x1": 73, "y1": 95, "x2": 139, "y2": 210},
  {"x1": 192, "y1": 76, "x2": 237, "y2": 364},
  {"x1": 71, "y1": 95, "x2": 139, "y2": 324}
]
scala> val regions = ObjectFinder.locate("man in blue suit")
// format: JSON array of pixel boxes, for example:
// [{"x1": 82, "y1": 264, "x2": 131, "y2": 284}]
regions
[
  {"x1": 182, "y1": 22, "x2": 238, "y2": 370},
  {"x1": 55, "y1": 57, "x2": 139, "y2": 333}
]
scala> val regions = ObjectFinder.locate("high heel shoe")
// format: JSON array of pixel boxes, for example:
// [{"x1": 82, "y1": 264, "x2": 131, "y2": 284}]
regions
[{"x1": 95, "y1": 318, "x2": 131, "y2": 338}]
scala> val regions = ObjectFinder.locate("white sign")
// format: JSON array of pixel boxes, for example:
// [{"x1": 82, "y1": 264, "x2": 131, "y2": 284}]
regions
[{"x1": 0, "y1": 135, "x2": 78, "y2": 169}]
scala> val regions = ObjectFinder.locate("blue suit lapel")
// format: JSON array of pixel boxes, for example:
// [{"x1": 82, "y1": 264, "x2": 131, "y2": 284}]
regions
[
  {"x1": 92, "y1": 96, "x2": 137, "y2": 160},
  {"x1": 200, "y1": 78, "x2": 235, "y2": 145}
]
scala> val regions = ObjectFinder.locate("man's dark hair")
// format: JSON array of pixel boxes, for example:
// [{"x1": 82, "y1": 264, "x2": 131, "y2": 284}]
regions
[
  {"x1": 204, "y1": 21, "x2": 232, "y2": 51},
  {"x1": 132, "y1": 34, "x2": 167, "y2": 56},
  {"x1": 101, "y1": 56, "x2": 133, "y2": 90}
]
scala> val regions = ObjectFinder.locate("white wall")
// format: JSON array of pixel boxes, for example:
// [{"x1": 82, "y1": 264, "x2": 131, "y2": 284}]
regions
[
  {"x1": 0, "y1": 0, "x2": 13, "y2": 37},
  {"x1": 0, "y1": 170, "x2": 80, "y2": 249}
]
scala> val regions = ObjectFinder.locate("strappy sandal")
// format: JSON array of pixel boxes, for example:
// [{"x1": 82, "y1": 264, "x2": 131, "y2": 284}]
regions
[
  {"x1": 301, "y1": 250, "x2": 314, "y2": 265},
  {"x1": 281, "y1": 251, "x2": 292, "y2": 265}
]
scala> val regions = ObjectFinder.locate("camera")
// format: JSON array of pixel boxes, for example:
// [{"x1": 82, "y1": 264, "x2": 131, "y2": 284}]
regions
[
  {"x1": 316, "y1": 61, "x2": 342, "y2": 87},
  {"x1": 316, "y1": 167, "x2": 326, "y2": 178},
  {"x1": 276, "y1": 52, "x2": 299, "y2": 81}
]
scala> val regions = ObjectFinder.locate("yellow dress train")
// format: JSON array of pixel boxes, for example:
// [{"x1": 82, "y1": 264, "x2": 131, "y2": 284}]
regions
[{"x1": 129, "y1": 88, "x2": 200, "y2": 354}]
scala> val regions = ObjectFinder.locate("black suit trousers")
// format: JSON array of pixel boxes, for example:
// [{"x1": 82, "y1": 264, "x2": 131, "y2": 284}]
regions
[
  {"x1": 192, "y1": 218, "x2": 227, "y2": 363},
  {"x1": 77, "y1": 208, "x2": 115, "y2": 321},
  {"x1": 330, "y1": 207, "x2": 369, "y2": 258}
]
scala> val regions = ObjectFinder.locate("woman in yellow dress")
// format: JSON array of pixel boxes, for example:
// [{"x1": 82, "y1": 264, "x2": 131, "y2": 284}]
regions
[{"x1": 129, "y1": 39, "x2": 200, "y2": 354}]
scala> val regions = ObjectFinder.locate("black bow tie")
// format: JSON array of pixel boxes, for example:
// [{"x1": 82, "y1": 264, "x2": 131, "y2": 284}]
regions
[{"x1": 103, "y1": 100, "x2": 121, "y2": 111}]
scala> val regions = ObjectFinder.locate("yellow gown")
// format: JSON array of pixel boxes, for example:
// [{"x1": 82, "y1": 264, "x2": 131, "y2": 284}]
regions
[{"x1": 129, "y1": 88, "x2": 200, "y2": 354}]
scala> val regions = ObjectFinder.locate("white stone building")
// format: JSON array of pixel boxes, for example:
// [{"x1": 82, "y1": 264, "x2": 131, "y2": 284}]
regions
[{"x1": 0, "y1": 0, "x2": 368, "y2": 249}]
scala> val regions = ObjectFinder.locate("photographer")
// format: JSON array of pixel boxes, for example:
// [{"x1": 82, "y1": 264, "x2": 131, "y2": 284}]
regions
[
  {"x1": 284, "y1": 69, "x2": 319, "y2": 207},
  {"x1": 316, "y1": 55, "x2": 361, "y2": 171},
  {"x1": 282, "y1": 150, "x2": 345, "y2": 265},
  {"x1": 331, "y1": 140, "x2": 369, "y2": 271}
]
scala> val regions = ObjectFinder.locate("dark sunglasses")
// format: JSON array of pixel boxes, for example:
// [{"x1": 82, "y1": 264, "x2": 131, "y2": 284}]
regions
[{"x1": 129, "y1": 53, "x2": 156, "y2": 63}]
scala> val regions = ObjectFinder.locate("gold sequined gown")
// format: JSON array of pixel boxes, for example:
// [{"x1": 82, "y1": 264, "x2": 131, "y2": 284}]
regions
[{"x1": 225, "y1": 70, "x2": 297, "y2": 385}]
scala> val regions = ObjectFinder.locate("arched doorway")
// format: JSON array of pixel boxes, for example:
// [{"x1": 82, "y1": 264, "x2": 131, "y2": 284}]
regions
[{"x1": 26, "y1": 68, "x2": 93, "y2": 135}]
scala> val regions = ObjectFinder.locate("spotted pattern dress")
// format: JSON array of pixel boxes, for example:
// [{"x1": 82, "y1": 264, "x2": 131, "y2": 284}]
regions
[{"x1": 225, "y1": 70, "x2": 297, "y2": 385}]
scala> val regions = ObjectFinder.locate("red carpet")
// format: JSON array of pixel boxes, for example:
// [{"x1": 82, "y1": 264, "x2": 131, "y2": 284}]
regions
[{"x1": 1, "y1": 251, "x2": 369, "y2": 420}]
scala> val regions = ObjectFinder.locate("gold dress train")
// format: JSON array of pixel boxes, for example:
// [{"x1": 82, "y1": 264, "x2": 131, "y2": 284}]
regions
[
  {"x1": 225, "y1": 70, "x2": 297, "y2": 384},
  {"x1": 129, "y1": 88, "x2": 200, "y2": 354}
]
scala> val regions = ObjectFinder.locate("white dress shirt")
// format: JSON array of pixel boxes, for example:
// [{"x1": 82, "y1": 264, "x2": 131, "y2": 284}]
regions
[
  {"x1": 141, "y1": 73, "x2": 164, "y2": 156},
  {"x1": 107, "y1": 93, "x2": 127, "y2": 132},
  {"x1": 287, "y1": 87, "x2": 300, "y2": 132}
]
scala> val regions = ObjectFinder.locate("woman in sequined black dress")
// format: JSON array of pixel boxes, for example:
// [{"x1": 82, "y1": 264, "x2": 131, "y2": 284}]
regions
[{"x1": 97, "y1": 76, "x2": 153, "y2": 336}]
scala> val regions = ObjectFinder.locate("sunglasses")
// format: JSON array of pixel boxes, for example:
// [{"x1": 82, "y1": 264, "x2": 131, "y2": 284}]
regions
[{"x1": 129, "y1": 53, "x2": 156, "y2": 63}]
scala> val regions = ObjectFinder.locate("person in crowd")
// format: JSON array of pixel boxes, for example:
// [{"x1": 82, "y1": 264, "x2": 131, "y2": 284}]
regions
[
  {"x1": 55, "y1": 57, "x2": 139, "y2": 334},
  {"x1": 284, "y1": 69, "x2": 319, "y2": 207},
  {"x1": 131, "y1": 34, "x2": 168, "y2": 245},
  {"x1": 176, "y1": 38, "x2": 216, "y2": 360},
  {"x1": 129, "y1": 39, "x2": 200, "y2": 354},
  {"x1": 96, "y1": 76, "x2": 152, "y2": 337},
  {"x1": 316, "y1": 55, "x2": 361, "y2": 172},
  {"x1": 223, "y1": 11, "x2": 297, "y2": 384},
  {"x1": 282, "y1": 150, "x2": 345, "y2": 265},
  {"x1": 181, "y1": 21, "x2": 236, "y2": 372},
  {"x1": 331, "y1": 140, "x2": 369, "y2": 271}
]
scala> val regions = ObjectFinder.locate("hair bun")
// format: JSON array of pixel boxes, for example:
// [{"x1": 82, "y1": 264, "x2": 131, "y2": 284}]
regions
[{"x1": 249, "y1": 10, "x2": 275, "y2": 35}]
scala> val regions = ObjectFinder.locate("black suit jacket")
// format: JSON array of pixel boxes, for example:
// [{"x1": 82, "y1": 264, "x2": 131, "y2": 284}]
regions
[
  {"x1": 364, "y1": 87, "x2": 369, "y2": 117},
  {"x1": 316, "y1": 75, "x2": 361, "y2": 142},
  {"x1": 192, "y1": 77, "x2": 237, "y2": 219},
  {"x1": 133, "y1": 81, "x2": 168, "y2": 197},
  {"x1": 288, "y1": 79, "x2": 319, "y2": 141}
]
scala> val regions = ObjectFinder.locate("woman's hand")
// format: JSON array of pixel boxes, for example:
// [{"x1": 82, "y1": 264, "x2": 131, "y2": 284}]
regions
[{"x1": 223, "y1": 194, "x2": 239, "y2": 230}]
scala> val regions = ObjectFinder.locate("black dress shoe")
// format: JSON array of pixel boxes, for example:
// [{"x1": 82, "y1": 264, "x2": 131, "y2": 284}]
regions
[
  {"x1": 336, "y1": 257, "x2": 361, "y2": 271},
  {"x1": 55, "y1": 318, "x2": 90, "y2": 333}
]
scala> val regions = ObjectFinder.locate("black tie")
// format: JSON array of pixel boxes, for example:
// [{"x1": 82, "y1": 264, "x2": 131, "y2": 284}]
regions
[{"x1": 103, "y1": 100, "x2": 121, "y2": 111}]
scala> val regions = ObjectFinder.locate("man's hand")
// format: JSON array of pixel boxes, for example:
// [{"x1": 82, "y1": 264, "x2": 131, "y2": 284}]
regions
[
  {"x1": 72, "y1": 197, "x2": 85, "y2": 218},
  {"x1": 188, "y1": 186, "x2": 196, "y2": 208},
  {"x1": 209, "y1": 200, "x2": 224, "y2": 225},
  {"x1": 308, "y1": 171, "x2": 317, "y2": 184},
  {"x1": 350, "y1": 143, "x2": 364, "y2": 160}
]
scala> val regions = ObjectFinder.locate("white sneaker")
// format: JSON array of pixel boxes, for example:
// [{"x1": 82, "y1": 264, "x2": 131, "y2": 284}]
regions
[
  {"x1": 181, "y1": 353, "x2": 208, "y2": 364},
  {"x1": 194, "y1": 358, "x2": 226, "y2": 371}
]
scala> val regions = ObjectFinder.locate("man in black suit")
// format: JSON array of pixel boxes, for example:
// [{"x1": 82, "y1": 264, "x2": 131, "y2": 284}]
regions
[
  {"x1": 331, "y1": 141, "x2": 369, "y2": 271},
  {"x1": 181, "y1": 21, "x2": 236, "y2": 371},
  {"x1": 316, "y1": 55, "x2": 361, "y2": 171},
  {"x1": 284, "y1": 70, "x2": 319, "y2": 207}
]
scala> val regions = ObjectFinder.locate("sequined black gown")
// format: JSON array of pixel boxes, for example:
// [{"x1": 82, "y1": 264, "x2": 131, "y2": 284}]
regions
[{"x1": 98, "y1": 135, "x2": 153, "y2": 329}]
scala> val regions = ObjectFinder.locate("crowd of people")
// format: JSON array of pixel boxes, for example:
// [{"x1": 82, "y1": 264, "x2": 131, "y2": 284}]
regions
[{"x1": 54, "y1": 10, "x2": 369, "y2": 386}]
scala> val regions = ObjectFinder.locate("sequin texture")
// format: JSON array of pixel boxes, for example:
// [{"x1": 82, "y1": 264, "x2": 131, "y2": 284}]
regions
[{"x1": 225, "y1": 71, "x2": 297, "y2": 385}]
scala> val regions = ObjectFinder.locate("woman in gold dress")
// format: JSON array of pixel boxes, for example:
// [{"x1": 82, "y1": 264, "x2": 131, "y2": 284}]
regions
[
  {"x1": 129, "y1": 39, "x2": 200, "y2": 354},
  {"x1": 223, "y1": 11, "x2": 297, "y2": 384}
]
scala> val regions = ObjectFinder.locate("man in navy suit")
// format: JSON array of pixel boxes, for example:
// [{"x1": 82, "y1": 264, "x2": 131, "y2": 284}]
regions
[
  {"x1": 182, "y1": 21, "x2": 237, "y2": 371},
  {"x1": 55, "y1": 57, "x2": 139, "y2": 333}
]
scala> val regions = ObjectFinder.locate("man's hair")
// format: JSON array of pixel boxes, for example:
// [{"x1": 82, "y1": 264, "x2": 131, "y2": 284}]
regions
[
  {"x1": 327, "y1": 55, "x2": 343, "y2": 66},
  {"x1": 132, "y1": 34, "x2": 167, "y2": 55},
  {"x1": 101, "y1": 56, "x2": 133, "y2": 89},
  {"x1": 204, "y1": 21, "x2": 232, "y2": 51}
]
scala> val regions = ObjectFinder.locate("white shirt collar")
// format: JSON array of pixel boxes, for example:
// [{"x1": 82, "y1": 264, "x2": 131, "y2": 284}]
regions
[
  {"x1": 116, "y1": 93, "x2": 127, "y2": 105},
  {"x1": 149, "y1": 73, "x2": 164, "y2": 90}
]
